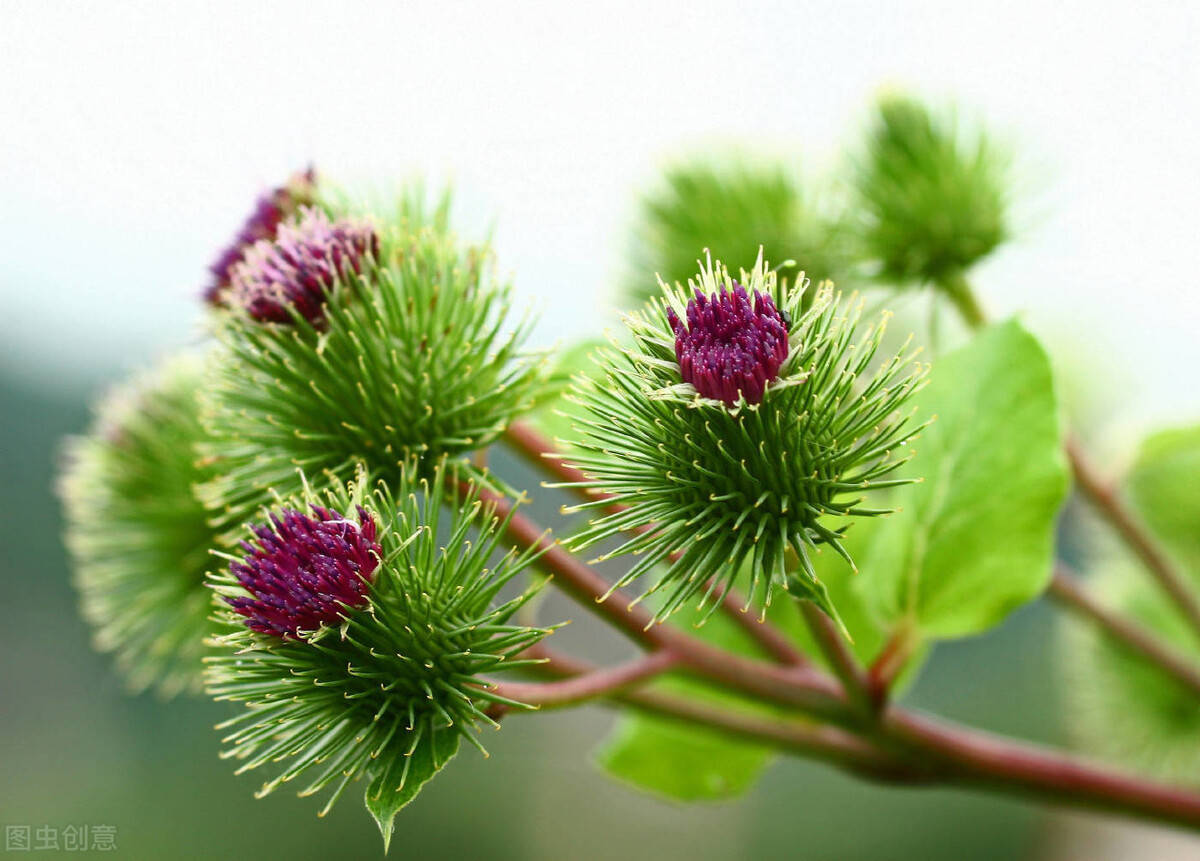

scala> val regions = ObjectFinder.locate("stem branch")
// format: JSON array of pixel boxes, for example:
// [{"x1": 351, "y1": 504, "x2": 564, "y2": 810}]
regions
[
  {"x1": 487, "y1": 650, "x2": 679, "y2": 713},
  {"x1": 800, "y1": 602, "x2": 874, "y2": 716},
  {"x1": 1065, "y1": 436, "x2": 1200, "y2": 642},
  {"x1": 1049, "y1": 563, "x2": 1200, "y2": 699}
]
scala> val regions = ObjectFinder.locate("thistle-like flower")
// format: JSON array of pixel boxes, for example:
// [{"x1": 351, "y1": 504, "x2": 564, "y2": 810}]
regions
[
  {"x1": 855, "y1": 95, "x2": 1008, "y2": 290},
  {"x1": 229, "y1": 207, "x2": 379, "y2": 325},
  {"x1": 206, "y1": 167, "x2": 317, "y2": 304},
  {"x1": 206, "y1": 463, "x2": 552, "y2": 850},
  {"x1": 200, "y1": 193, "x2": 547, "y2": 536},
  {"x1": 58, "y1": 354, "x2": 221, "y2": 696},
  {"x1": 562, "y1": 251, "x2": 928, "y2": 625},
  {"x1": 226, "y1": 505, "x2": 380, "y2": 638}
]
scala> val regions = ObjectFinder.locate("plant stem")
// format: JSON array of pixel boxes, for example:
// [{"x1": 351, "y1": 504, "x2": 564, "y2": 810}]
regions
[
  {"x1": 467, "y1": 477, "x2": 661, "y2": 647},
  {"x1": 500, "y1": 645, "x2": 923, "y2": 782},
  {"x1": 937, "y1": 270, "x2": 986, "y2": 329},
  {"x1": 470, "y1": 477, "x2": 852, "y2": 719},
  {"x1": 487, "y1": 650, "x2": 680, "y2": 713},
  {"x1": 502, "y1": 421, "x2": 809, "y2": 666},
  {"x1": 866, "y1": 620, "x2": 919, "y2": 709},
  {"x1": 884, "y1": 708, "x2": 1200, "y2": 831},
  {"x1": 1065, "y1": 436, "x2": 1200, "y2": 642},
  {"x1": 1049, "y1": 563, "x2": 1200, "y2": 698},
  {"x1": 800, "y1": 602, "x2": 874, "y2": 717},
  {"x1": 504, "y1": 648, "x2": 1200, "y2": 829}
]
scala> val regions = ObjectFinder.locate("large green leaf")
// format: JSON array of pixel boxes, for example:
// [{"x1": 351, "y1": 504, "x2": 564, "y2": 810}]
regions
[
  {"x1": 365, "y1": 729, "x2": 461, "y2": 853},
  {"x1": 856, "y1": 320, "x2": 1068, "y2": 639},
  {"x1": 1127, "y1": 426, "x2": 1200, "y2": 576}
]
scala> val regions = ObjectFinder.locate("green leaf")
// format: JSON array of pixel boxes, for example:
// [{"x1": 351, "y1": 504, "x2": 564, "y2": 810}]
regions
[
  {"x1": 365, "y1": 730, "x2": 461, "y2": 853},
  {"x1": 856, "y1": 320, "x2": 1068, "y2": 639},
  {"x1": 1127, "y1": 426, "x2": 1200, "y2": 575},
  {"x1": 597, "y1": 712, "x2": 772, "y2": 802},
  {"x1": 594, "y1": 601, "x2": 775, "y2": 802}
]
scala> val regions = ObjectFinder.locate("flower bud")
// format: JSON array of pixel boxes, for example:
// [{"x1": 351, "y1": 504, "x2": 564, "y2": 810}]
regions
[
  {"x1": 229, "y1": 207, "x2": 378, "y2": 326},
  {"x1": 855, "y1": 95, "x2": 1009, "y2": 288}
]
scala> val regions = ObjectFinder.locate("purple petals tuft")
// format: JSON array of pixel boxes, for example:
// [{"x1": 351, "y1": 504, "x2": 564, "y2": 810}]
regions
[
  {"x1": 229, "y1": 208, "x2": 378, "y2": 326},
  {"x1": 205, "y1": 168, "x2": 316, "y2": 305},
  {"x1": 227, "y1": 505, "x2": 381, "y2": 639},
  {"x1": 667, "y1": 283, "x2": 789, "y2": 405}
]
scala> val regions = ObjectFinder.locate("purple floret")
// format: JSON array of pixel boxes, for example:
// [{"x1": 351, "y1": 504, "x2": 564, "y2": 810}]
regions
[
  {"x1": 227, "y1": 505, "x2": 381, "y2": 639},
  {"x1": 228, "y1": 207, "x2": 378, "y2": 326},
  {"x1": 667, "y1": 283, "x2": 789, "y2": 406},
  {"x1": 204, "y1": 168, "x2": 316, "y2": 305}
]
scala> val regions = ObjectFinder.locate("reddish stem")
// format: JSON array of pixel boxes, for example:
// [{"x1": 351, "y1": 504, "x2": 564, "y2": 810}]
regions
[
  {"x1": 488, "y1": 650, "x2": 679, "y2": 713},
  {"x1": 886, "y1": 708, "x2": 1200, "y2": 831},
  {"x1": 800, "y1": 602, "x2": 873, "y2": 716},
  {"x1": 1049, "y1": 563, "x2": 1200, "y2": 699}
]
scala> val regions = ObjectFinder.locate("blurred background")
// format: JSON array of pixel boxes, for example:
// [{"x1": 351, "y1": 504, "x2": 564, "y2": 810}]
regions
[{"x1": 2, "y1": 2, "x2": 1198, "y2": 858}]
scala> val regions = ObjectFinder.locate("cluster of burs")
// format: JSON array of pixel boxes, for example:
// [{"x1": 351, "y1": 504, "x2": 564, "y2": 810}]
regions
[{"x1": 59, "y1": 95, "x2": 1013, "y2": 847}]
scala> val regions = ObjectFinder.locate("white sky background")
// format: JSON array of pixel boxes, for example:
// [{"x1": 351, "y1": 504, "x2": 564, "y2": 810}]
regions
[{"x1": 2, "y1": 1, "x2": 1198, "y2": 450}]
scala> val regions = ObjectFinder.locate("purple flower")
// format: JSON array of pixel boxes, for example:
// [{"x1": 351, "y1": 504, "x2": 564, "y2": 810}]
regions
[
  {"x1": 227, "y1": 505, "x2": 381, "y2": 639},
  {"x1": 229, "y1": 208, "x2": 378, "y2": 326},
  {"x1": 205, "y1": 168, "x2": 317, "y2": 305},
  {"x1": 667, "y1": 283, "x2": 789, "y2": 406}
]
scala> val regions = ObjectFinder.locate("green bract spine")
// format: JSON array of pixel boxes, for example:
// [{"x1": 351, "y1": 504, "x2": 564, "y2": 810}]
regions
[
  {"x1": 199, "y1": 201, "x2": 548, "y2": 537},
  {"x1": 206, "y1": 462, "x2": 554, "y2": 849},
  {"x1": 59, "y1": 353, "x2": 220, "y2": 696},
  {"x1": 561, "y1": 253, "x2": 929, "y2": 625}
]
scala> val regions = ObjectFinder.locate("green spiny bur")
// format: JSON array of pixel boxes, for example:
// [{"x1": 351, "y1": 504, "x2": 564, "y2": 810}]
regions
[
  {"x1": 198, "y1": 195, "x2": 549, "y2": 538},
  {"x1": 59, "y1": 352, "x2": 221, "y2": 696},
  {"x1": 206, "y1": 460, "x2": 555, "y2": 850},
  {"x1": 854, "y1": 93, "x2": 1009, "y2": 290},
  {"x1": 561, "y1": 252, "x2": 928, "y2": 627}
]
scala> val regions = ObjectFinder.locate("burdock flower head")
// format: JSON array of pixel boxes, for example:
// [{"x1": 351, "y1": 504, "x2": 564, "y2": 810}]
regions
[
  {"x1": 207, "y1": 463, "x2": 553, "y2": 850},
  {"x1": 226, "y1": 505, "x2": 380, "y2": 638},
  {"x1": 206, "y1": 167, "x2": 317, "y2": 304},
  {"x1": 667, "y1": 282, "x2": 789, "y2": 406},
  {"x1": 200, "y1": 191, "x2": 547, "y2": 538},
  {"x1": 561, "y1": 250, "x2": 928, "y2": 625},
  {"x1": 229, "y1": 207, "x2": 378, "y2": 325},
  {"x1": 58, "y1": 353, "x2": 221, "y2": 696}
]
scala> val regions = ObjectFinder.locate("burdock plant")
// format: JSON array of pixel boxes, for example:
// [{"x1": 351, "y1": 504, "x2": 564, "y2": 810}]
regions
[{"x1": 57, "y1": 96, "x2": 1200, "y2": 852}]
